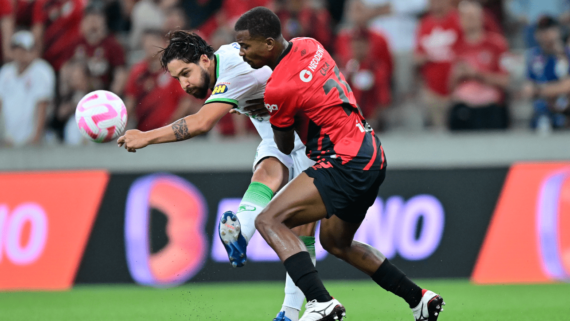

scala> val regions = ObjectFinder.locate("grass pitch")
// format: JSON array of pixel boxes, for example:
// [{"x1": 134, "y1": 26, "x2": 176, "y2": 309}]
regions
[{"x1": 0, "y1": 280, "x2": 568, "y2": 320}]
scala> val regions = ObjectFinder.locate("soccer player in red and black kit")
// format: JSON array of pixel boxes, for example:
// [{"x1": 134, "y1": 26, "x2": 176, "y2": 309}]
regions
[{"x1": 234, "y1": 7, "x2": 445, "y2": 321}]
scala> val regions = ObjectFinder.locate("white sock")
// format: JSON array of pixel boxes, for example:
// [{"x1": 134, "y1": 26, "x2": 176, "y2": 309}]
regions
[
  {"x1": 282, "y1": 236, "x2": 317, "y2": 319},
  {"x1": 235, "y1": 182, "x2": 273, "y2": 243}
]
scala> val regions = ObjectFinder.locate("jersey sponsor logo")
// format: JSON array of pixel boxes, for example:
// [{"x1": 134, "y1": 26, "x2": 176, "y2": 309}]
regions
[
  {"x1": 265, "y1": 103, "x2": 279, "y2": 112},
  {"x1": 300, "y1": 70, "x2": 313, "y2": 82},
  {"x1": 212, "y1": 84, "x2": 228, "y2": 95},
  {"x1": 308, "y1": 45, "x2": 324, "y2": 72}
]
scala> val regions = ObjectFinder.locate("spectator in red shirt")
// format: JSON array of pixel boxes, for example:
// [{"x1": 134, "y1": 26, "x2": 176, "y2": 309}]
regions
[
  {"x1": 125, "y1": 29, "x2": 193, "y2": 132},
  {"x1": 341, "y1": 28, "x2": 392, "y2": 131},
  {"x1": 335, "y1": 0, "x2": 393, "y2": 78},
  {"x1": 448, "y1": 0, "x2": 510, "y2": 130},
  {"x1": 0, "y1": 0, "x2": 14, "y2": 64},
  {"x1": 415, "y1": 0, "x2": 462, "y2": 129},
  {"x1": 65, "y1": 5, "x2": 127, "y2": 94},
  {"x1": 275, "y1": 0, "x2": 333, "y2": 50},
  {"x1": 32, "y1": 0, "x2": 85, "y2": 71}
]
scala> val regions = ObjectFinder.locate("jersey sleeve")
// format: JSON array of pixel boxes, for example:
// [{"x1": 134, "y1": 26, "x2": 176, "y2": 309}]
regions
[
  {"x1": 268, "y1": 87, "x2": 300, "y2": 131},
  {"x1": 204, "y1": 72, "x2": 260, "y2": 108}
]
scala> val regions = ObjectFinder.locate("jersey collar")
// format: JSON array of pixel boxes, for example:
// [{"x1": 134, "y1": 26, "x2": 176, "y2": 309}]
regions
[
  {"x1": 275, "y1": 41, "x2": 293, "y2": 67},
  {"x1": 211, "y1": 54, "x2": 220, "y2": 90}
]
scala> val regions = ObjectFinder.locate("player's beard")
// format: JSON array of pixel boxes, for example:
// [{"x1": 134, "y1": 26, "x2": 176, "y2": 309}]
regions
[{"x1": 188, "y1": 67, "x2": 211, "y2": 99}]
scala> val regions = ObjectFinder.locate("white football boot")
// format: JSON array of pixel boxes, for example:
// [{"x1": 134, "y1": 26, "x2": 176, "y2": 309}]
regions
[
  {"x1": 299, "y1": 298, "x2": 346, "y2": 321},
  {"x1": 412, "y1": 290, "x2": 445, "y2": 321}
]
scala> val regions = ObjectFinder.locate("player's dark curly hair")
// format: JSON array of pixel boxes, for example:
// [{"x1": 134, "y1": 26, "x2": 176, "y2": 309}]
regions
[
  {"x1": 159, "y1": 30, "x2": 214, "y2": 70},
  {"x1": 234, "y1": 7, "x2": 281, "y2": 39}
]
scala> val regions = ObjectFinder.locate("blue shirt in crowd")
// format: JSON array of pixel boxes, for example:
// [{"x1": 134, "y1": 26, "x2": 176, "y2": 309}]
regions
[{"x1": 526, "y1": 46, "x2": 570, "y2": 128}]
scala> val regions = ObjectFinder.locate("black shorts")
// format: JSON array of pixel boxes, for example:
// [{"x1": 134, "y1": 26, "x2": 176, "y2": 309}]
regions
[{"x1": 305, "y1": 159, "x2": 386, "y2": 223}]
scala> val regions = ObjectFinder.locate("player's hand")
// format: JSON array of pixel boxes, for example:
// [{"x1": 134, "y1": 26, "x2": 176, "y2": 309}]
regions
[
  {"x1": 243, "y1": 98, "x2": 270, "y2": 117},
  {"x1": 117, "y1": 129, "x2": 149, "y2": 153}
]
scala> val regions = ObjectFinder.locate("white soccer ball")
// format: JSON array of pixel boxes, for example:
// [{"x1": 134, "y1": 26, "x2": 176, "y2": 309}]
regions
[{"x1": 75, "y1": 90, "x2": 128, "y2": 143}]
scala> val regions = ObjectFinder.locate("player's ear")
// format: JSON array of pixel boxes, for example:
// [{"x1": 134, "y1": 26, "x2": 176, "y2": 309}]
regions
[
  {"x1": 266, "y1": 37, "x2": 275, "y2": 51},
  {"x1": 201, "y1": 54, "x2": 211, "y2": 67}
]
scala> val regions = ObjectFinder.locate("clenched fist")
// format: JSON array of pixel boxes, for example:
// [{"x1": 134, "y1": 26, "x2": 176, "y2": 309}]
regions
[{"x1": 117, "y1": 129, "x2": 150, "y2": 153}]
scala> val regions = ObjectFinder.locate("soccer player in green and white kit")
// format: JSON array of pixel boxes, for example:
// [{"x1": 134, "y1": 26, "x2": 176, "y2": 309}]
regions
[{"x1": 117, "y1": 30, "x2": 315, "y2": 321}]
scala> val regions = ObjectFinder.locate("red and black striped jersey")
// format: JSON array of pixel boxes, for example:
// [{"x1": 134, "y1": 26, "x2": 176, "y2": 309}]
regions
[{"x1": 266, "y1": 38, "x2": 386, "y2": 171}]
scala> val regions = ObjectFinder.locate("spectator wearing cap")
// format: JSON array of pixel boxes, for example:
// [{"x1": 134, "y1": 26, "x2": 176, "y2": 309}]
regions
[
  {"x1": 522, "y1": 16, "x2": 570, "y2": 129},
  {"x1": 124, "y1": 29, "x2": 193, "y2": 132},
  {"x1": 0, "y1": 31, "x2": 55, "y2": 146},
  {"x1": 64, "y1": 5, "x2": 127, "y2": 95},
  {"x1": 32, "y1": 0, "x2": 85, "y2": 71},
  {"x1": 0, "y1": 0, "x2": 15, "y2": 64},
  {"x1": 448, "y1": 0, "x2": 509, "y2": 130},
  {"x1": 415, "y1": 0, "x2": 462, "y2": 129}
]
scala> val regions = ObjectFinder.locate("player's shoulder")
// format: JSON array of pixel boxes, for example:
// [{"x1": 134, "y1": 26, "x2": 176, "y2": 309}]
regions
[
  {"x1": 215, "y1": 42, "x2": 250, "y2": 73},
  {"x1": 215, "y1": 42, "x2": 241, "y2": 56},
  {"x1": 291, "y1": 37, "x2": 323, "y2": 51},
  {"x1": 273, "y1": 38, "x2": 327, "y2": 76}
]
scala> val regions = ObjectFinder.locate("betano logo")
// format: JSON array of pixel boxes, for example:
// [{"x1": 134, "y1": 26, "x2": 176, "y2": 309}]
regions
[
  {"x1": 212, "y1": 84, "x2": 228, "y2": 95},
  {"x1": 472, "y1": 163, "x2": 570, "y2": 284},
  {"x1": 0, "y1": 171, "x2": 108, "y2": 290},
  {"x1": 125, "y1": 174, "x2": 208, "y2": 287},
  {"x1": 211, "y1": 195, "x2": 445, "y2": 262}
]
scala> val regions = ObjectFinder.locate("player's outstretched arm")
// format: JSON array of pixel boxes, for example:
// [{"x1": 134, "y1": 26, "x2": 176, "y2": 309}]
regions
[{"x1": 117, "y1": 102, "x2": 233, "y2": 152}]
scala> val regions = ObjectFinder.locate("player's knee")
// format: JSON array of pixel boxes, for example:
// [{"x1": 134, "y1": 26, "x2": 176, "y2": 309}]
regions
[
  {"x1": 254, "y1": 212, "x2": 271, "y2": 233},
  {"x1": 320, "y1": 237, "x2": 347, "y2": 259},
  {"x1": 252, "y1": 158, "x2": 288, "y2": 191}
]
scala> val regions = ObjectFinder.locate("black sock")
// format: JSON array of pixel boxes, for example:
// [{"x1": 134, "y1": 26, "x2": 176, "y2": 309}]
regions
[
  {"x1": 371, "y1": 259, "x2": 423, "y2": 308},
  {"x1": 284, "y1": 252, "x2": 332, "y2": 303}
]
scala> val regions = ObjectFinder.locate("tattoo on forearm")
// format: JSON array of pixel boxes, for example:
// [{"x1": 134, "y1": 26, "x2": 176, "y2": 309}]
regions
[{"x1": 172, "y1": 119, "x2": 191, "y2": 141}]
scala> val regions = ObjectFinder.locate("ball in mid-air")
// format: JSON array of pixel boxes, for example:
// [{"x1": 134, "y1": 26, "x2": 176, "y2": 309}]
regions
[{"x1": 76, "y1": 90, "x2": 127, "y2": 143}]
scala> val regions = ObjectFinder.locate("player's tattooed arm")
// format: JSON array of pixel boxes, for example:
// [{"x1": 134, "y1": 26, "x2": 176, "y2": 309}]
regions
[{"x1": 172, "y1": 119, "x2": 192, "y2": 141}]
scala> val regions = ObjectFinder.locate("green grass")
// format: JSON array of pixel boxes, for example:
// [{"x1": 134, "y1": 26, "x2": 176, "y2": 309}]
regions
[{"x1": 0, "y1": 280, "x2": 568, "y2": 320}]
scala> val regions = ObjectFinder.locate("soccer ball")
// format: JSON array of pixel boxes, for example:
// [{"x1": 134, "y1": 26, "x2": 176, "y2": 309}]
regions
[{"x1": 76, "y1": 90, "x2": 128, "y2": 143}]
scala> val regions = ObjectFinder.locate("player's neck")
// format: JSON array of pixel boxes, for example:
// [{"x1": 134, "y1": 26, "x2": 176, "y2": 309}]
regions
[{"x1": 269, "y1": 37, "x2": 290, "y2": 70}]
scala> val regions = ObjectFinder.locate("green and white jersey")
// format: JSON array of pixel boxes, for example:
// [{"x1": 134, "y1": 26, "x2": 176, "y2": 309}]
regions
[{"x1": 205, "y1": 43, "x2": 298, "y2": 144}]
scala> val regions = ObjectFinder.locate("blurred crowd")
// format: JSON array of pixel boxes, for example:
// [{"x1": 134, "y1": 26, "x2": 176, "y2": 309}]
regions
[{"x1": 1, "y1": 0, "x2": 570, "y2": 147}]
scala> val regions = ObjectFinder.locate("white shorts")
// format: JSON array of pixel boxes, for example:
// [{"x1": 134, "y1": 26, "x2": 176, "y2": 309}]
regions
[{"x1": 253, "y1": 138, "x2": 315, "y2": 181}]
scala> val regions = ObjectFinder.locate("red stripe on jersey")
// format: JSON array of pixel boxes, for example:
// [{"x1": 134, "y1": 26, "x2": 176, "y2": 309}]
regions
[
  {"x1": 318, "y1": 132, "x2": 325, "y2": 153},
  {"x1": 363, "y1": 134, "x2": 378, "y2": 171},
  {"x1": 380, "y1": 145, "x2": 385, "y2": 170}
]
